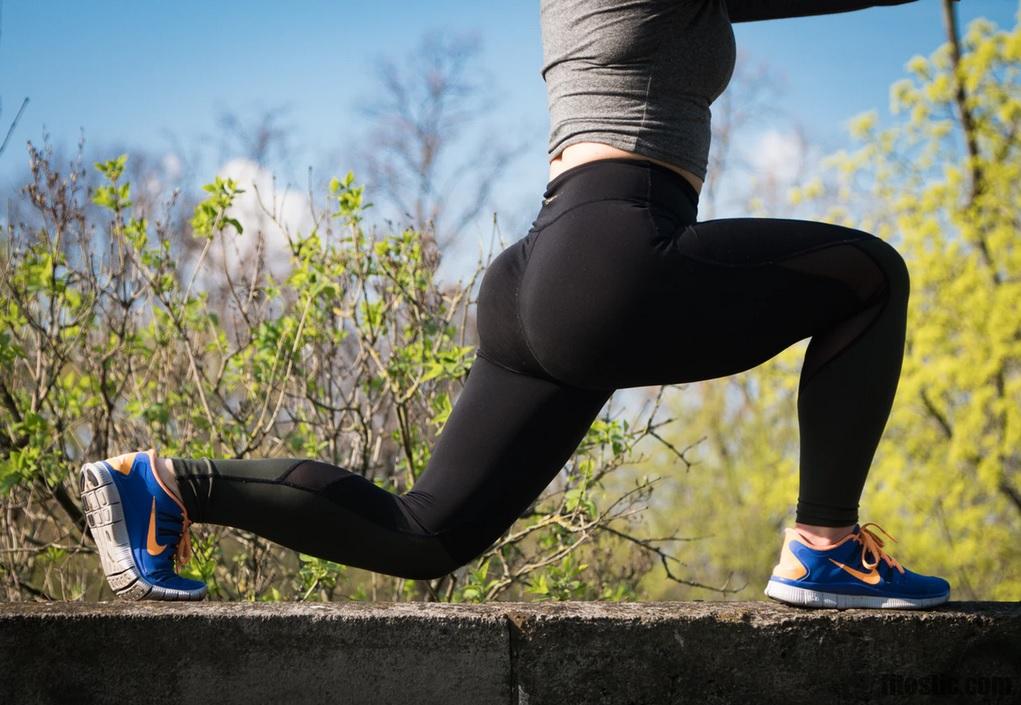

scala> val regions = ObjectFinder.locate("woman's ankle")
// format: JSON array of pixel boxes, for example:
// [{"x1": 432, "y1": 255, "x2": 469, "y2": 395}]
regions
[
  {"x1": 794, "y1": 521, "x2": 855, "y2": 546},
  {"x1": 155, "y1": 456, "x2": 184, "y2": 505}
]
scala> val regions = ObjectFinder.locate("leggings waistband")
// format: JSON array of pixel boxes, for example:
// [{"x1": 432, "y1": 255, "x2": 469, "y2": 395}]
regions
[{"x1": 533, "y1": 157, "x2": 699, "y2": 231}]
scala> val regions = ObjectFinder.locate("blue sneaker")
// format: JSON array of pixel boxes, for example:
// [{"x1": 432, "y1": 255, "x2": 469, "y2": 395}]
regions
[
  {"x1": 764, "y1": 522, "x2": 950, "y2": 609},
  {"x1": 79, "y1": 448, "x2": 206, "y2": 600}
]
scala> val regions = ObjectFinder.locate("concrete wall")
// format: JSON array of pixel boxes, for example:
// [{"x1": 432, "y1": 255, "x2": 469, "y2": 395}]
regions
[{"x1": 2, "y1": 601, "x2": 1019, "y2": 705}]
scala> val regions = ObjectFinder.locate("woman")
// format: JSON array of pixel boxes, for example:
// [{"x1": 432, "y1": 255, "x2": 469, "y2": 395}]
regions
[{"x1": 80, "y1": 0, "x2": 951, "y2": 608}]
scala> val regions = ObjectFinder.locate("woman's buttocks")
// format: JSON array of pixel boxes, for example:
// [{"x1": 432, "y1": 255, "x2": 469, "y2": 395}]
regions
[{"x1": 516, "y1": 158, "x2": 700, "y2": 389}]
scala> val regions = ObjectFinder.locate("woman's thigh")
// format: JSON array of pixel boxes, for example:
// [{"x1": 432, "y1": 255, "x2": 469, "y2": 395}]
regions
[{"x1": 516, "y1": 202, "x2": 903, "y2": 390}]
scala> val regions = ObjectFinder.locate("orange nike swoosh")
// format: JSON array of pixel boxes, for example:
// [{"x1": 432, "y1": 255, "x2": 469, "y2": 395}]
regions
[
  {"x1": 147, "y1": 497, "x2": 168, "y2": 556},
  {"x1": 829, "y1": 558, "x2": 880, "y2": 585}
]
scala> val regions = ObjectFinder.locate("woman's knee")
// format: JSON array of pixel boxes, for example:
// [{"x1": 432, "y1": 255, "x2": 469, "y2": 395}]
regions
[
  {"x1": 402, "y1": 550, "x2": 464, "y2": 581},
  {"x1": 397, "y1": 533, "x2": 484, "y2": 581},
  {"x1": 853, "y1": 235, "x2": 911, "y2": 303}
]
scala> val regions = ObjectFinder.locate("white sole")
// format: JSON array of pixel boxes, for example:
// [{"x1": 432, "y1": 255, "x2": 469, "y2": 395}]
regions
[
  {"x1": 79, "y1": 461, "x2": 206, "y2": 601},
  {"x1": 764, "y1": 578, "x2": 949, "y2": 609}
]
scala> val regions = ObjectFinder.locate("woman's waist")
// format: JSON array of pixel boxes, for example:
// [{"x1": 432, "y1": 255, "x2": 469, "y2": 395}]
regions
[
  {"x1": 533, "y1": 154, "x2": 699, "y2": 233},
  {"x1": 549, "y1": 142, "x2": 704, "y2": 196}
]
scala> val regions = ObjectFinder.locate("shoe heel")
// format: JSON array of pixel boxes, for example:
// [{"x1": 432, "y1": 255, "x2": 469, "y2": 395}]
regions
[{"x1": 79, "y1": 462, "x2": 150, "y2": 598}]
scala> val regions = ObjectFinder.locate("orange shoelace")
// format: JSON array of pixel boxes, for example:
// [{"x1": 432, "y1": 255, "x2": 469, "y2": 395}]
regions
[
  {"x1": 146, "y1": 447, "x2": 193, "y2": 569},
  {"x1": 854, "y1": 522, "x2": 905, "y2": 574},
  {"x1": 175, "y1": 515, "x2": 193, "y2": 569}
]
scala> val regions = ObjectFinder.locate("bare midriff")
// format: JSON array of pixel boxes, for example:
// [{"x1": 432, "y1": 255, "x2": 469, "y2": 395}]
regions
[{"x1": 548, "y1": 142, "x2": 704, "y2": 197}]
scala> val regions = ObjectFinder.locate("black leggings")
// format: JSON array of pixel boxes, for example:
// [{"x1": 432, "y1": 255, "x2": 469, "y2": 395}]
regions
[{"x1": 172, "y1": 157, "x2": 909, "y2": 581}]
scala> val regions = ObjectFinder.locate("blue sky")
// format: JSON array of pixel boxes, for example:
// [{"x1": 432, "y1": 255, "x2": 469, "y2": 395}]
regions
[{"x1": 2, "y1": 0, "x2": 1017, "y2": 272}]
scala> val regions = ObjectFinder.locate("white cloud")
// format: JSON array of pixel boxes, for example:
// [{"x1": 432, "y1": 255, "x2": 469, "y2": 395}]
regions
[
  {"x1": 144, "y1": 175, "x2": 162, "y2": 198},
  {"x1": 748, "y1": 129, "x2": 803, "y2": 183},
  {"x1": 204, "y1": 157, "x2": 315, "y2": 282},
  {"x1": 162, "y1": 152, "x2": 182, "y2": 180}
]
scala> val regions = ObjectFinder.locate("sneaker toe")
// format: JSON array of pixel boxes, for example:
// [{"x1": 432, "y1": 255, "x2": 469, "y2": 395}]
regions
[
  {"x1": 163, "y1": 574, "x2": 207, "y2": 593},
  {"x1": 931, "y1": 575, "x2": 951, "y2": 597},
  {"x1": 145, "y1": 569, "x2": 207, "y2": 595},
  {"x1": 898, "y1": 569, "x2": 950, "y2": 598}
]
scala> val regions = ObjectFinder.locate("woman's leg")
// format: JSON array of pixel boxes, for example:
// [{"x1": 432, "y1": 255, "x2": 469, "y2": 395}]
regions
[
  {"x1": 515, "y1": 158, "x2": 909, "y2": 530},
  {"x1": 172, "y1": 357, "x2": 610, "y2": 580},
  {"x1": 171, "y1": 225, "x2": 612, "y2": 580}
]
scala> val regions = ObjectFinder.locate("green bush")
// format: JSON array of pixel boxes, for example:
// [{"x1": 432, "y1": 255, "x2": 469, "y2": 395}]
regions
[{"x1": 0, "y1": 140, "x2": 676, "y2": 602}]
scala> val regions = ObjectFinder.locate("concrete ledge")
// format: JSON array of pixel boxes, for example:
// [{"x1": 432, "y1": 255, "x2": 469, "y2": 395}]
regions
[{"x1": 2, "y1": 601, "x2": 1019, "y2": 704}]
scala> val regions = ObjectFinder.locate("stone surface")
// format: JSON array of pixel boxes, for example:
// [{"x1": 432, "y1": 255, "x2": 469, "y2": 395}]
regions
[
  {"x1": 505, "y1": 601, "x2": 1021, "y2": 705},
  {"x1": 2, "y1": 601, "x2": 1019, "y2": 704},
  {"x1": 0, "y1": 601, "x2": 511, "y2": 705}
]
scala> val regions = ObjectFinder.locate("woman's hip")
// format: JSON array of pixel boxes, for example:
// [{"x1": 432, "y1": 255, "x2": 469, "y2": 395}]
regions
[{"x1": 478, "y1": 161, "x2": 908, "y2": 390}]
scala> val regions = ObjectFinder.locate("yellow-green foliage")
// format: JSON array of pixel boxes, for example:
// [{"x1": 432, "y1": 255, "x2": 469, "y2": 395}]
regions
[{"x1": 641, "y1": 12, "x2": 1021, "y2": 601}]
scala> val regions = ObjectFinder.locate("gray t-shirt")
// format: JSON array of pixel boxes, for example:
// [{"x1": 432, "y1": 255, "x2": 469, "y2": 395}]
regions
[{"x1": 540, "y1": 0, "x2": 917, "y2": 182}]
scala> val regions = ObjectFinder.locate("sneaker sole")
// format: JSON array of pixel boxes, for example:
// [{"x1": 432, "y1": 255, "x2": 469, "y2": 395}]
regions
[
  {"x1": 79, "y1": 461, "x2": 207, "y2": 601},
  {"x1": 764, "y1": 578, "x2": 948, "y2": 609}
]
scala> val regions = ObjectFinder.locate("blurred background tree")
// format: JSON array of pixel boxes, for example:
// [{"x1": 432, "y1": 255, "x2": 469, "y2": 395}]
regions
[{"x1": 350, "y1": 29, "x2": 531, "y2": 264}]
